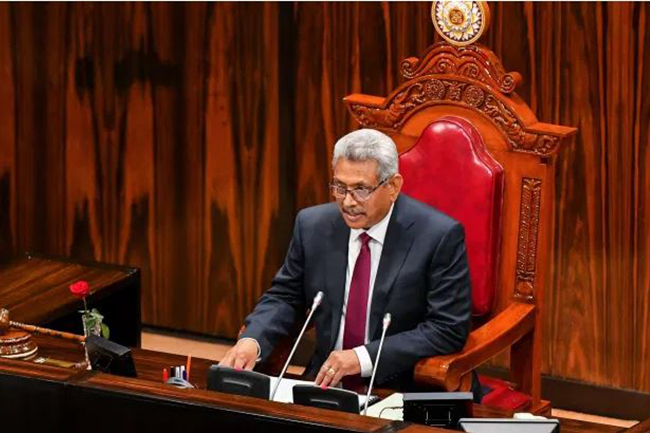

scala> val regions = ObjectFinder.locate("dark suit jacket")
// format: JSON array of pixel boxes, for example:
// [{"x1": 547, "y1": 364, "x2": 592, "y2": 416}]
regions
[{"x1": 241, "y1": 194, "x2": 472, "y2": 388}]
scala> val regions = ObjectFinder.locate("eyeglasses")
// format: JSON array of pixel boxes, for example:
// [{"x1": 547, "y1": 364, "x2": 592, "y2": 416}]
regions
[{"x1": 329, "y1": 178, "x2": 388, "y2": 202}]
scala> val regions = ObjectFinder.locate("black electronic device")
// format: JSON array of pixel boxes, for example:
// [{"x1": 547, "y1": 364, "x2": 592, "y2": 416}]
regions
[
  {"x1": 458, "y1": 418, "x2": 560, "y2": 433},
  {"x1": 207, "y1": 365, "x2": 270, "y2": 399},
  {"x1": 403, "y1": 392, "x2": 473, "y2": 429},
  {"x1": 85, "y1": 335, "x2": 137, "y2": 378},
  {"x1": 292, "y1": 384, "x2": 360, "y2": 414}
]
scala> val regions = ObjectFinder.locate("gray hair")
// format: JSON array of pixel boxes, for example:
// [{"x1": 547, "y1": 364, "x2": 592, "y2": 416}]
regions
[{"x1": 332, "y1": 129, "x2": 399, "y2": 181}]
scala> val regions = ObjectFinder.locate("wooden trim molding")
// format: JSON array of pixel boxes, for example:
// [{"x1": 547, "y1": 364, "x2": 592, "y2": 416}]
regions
[
  {"x1": 344, "y1": 42, "x2": 576, "y2": 157},
  {"x1": 347, "y1": 79, "x2": 563, "y2": 157},
  {"x1": 399, "y1": 42, "x2": 521, "y2": 93},
  {"x1": 515, "y1": 178, "x2": 542, "y2": 302},
  {"x1": 480, "y1": 365, "x2": 650, "y2": 421}
]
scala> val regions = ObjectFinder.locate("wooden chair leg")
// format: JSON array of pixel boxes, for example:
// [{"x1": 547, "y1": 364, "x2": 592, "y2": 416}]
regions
[
  {"x1": 510, "y1": 329, "x2": 542, "y2": 405},
  {"x1": 459, "y1": 372, "x2": 472, "y2": 392}
]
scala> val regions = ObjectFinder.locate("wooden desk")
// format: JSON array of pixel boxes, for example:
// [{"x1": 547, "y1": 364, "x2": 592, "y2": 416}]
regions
[
  {"x1": 628, "y1": 419, "x2": 650, "y2": 433},
  {"x1": 1, "y1": 335, "x2": 442, "y2": 433},
  {"x1": 0, "y1": 335, "x2": 635, "y2": 433},
  {"x1": 0, "y1": 254, "x2": 140, "y2": 347}
]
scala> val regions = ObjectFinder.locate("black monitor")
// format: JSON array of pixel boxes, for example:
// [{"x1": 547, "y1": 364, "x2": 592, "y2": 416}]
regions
[
  {"x1": 292, "y1": 384, "x2": 360, "y2": 414},
  {"x1": 403, "y1": 392, "x2": 473, "y2": 429},
  {"x1": 459, "y1": 418, "x2": 560, "y2": 433},
  {"x1": 85, "y1": 335, "x2": 137, "y2": 378},
  {"x1": 206, "y1": 365, "x2": 270, "y2": 399}
]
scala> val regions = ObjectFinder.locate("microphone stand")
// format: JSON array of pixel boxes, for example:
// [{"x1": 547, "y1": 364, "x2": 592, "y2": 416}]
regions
[
  {"x1": 363, "y1": 312, "x2": 391, "y2": 416},
  {"x1": 270, "y1": 291, "x2": 324, "y2": 401}
]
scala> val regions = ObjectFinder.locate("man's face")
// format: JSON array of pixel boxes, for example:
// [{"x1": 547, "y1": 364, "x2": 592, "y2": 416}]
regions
[{"x1": 332, "y1": 158, "x2": 403, "y2": 229}]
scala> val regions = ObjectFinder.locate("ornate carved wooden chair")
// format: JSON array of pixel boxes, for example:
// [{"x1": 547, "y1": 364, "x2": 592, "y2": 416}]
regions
[{"x1": 343, "y1": 2, "x2": 576, "y2": 413}]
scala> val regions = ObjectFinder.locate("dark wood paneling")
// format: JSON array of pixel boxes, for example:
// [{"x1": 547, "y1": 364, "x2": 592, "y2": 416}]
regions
[
  {"x1": 0, "y1": 2, "x2": 649, "y2": 394},
  {"x1": 201, "y1": 2, "x2": 292, "y2": 338},
  {"x1": 538, "y1": 3, "x2": 650, "y2": 391},
  {"x1": 0, "y1": 3, "x2": 15, "y2": 261},
  {"x1": 0, "y1": 3, "x2": 293, "y2": 341}
]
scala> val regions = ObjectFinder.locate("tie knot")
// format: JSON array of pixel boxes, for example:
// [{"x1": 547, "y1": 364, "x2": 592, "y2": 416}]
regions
[{"x1": 359, "y1": 232, "x2": 371, "y2": 246}]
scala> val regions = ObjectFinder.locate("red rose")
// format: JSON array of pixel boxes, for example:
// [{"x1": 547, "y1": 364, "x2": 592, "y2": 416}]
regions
[{"x1": 69, "y1": 280, "x2": 90, "y2": 299}]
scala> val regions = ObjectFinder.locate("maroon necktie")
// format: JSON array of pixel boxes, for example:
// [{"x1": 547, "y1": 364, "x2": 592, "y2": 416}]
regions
[{"x1": 342, "y1": 232, "x2": 371, "y2": 391}]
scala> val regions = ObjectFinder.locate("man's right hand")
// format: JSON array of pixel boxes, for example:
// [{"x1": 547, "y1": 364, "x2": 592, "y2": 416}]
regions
[{"x1": 218, "y1": 338, "x2": 259, "y2": 371}]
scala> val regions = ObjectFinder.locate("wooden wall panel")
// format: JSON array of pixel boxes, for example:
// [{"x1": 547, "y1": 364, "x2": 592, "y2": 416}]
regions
[
  {"x1": 636, "y1": 5, "x2": 650, "y2": 390},
  {"x1": 293, "y1": 3, "x2": 361, "y2": 209},
  {"x1": 536, "y1": 3, "x2": 650, "y2": 391},
  {"x1": 0, "y1": 3, "x2": 15, "y2": 260},
  {"x1": 0, "y1": 2, "x2": 292, "y2": 338},
  {"x1": 292, "y1": 2, "x2": 436, "y2": 209},
  {"x1": 202, "y1": 3, "x2": 292, "y2": 338},
  {"x1": 0, "y1": 1, "x2": 649, "y2": 393}
]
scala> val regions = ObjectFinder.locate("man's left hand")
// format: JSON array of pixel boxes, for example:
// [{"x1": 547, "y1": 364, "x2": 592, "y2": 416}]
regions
[{"x1": 314, "y1": 349, "x2": 361, "y2": 388}]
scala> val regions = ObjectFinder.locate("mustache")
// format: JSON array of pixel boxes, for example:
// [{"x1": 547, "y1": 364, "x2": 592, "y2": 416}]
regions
[{"x1": 342, "y1": 206, "x2": 365, "y2": 216}]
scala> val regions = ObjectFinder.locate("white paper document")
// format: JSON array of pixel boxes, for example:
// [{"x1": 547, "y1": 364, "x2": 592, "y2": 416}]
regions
[{"x1": 364, "y1": 392, "x2": 404, "y2": 420}]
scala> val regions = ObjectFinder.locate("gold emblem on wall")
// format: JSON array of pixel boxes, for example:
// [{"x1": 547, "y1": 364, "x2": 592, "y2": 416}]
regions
[{"x1": 431, "y1": 1, "x2": 490, "y2": 46}]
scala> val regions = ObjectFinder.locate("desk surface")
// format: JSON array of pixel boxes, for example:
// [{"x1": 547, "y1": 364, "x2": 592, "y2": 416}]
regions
[
  {"x1": 0, "y1": 335, "x2": 632, "y2": 433},
  {"x1": 25, "y1": 336, "x2": 438, "y2": 433},
  {"x1": 0, "y1": 255, "x2": 137, "y2": 324},
  {"x1": 0, "y1": 255, "x2": 141, "y2": 346}
]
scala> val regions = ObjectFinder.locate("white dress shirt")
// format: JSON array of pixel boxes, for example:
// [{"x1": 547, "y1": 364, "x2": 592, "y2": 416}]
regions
[{"x1": 335, "y1": 203, "x2": 395, "y2": 377}]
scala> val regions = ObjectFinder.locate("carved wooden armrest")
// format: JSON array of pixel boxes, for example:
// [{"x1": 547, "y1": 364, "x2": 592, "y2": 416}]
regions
[{"x1": 414, "y1": 302, "x2": 536, "y2": 391}]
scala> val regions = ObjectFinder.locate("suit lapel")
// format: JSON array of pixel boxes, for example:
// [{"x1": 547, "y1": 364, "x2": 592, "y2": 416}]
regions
[
  {"x1": 368, "y1": 197, "x2": 416, "y2": 339},
  {"x1": 325, "y1": 214, "x2": 349, "y2": 351}
]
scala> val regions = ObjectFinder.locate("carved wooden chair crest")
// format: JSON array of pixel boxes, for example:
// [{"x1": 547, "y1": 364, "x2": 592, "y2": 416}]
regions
[{"x1": 344, "y1": 1, "x2": 576, "y2": 413}]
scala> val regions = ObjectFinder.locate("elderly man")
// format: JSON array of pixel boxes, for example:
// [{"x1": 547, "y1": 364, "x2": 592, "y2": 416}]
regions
[{"x1": 220, "y1": 129, "x2": 472, "y2": 393}]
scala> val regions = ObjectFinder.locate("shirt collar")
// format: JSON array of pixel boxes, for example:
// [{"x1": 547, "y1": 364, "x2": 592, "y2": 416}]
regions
[{"x1": 350, "y1": 202, "x2": 395, "y2": 246}]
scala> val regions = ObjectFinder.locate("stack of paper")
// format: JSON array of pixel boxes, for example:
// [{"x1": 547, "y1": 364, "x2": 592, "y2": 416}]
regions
[{"x1": 364, "y1": 392, "x2": 404, "y2": 420}]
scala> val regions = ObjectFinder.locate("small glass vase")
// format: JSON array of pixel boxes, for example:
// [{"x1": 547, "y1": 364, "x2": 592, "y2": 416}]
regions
[
  {"x1": 82, "y1": 315, "x2": 103, "y2": 338},
  {"x1": 81, "y1": 312, "x2": 102, "y2": 370}
]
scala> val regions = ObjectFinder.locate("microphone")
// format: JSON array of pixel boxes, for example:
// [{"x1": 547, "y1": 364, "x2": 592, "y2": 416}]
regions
[
  {"x1": 363, "y1": 312, "x2": 391, "y2": 416},
  {"x1": 270, "y1": 291, "x2": 324, "y2": 401}
]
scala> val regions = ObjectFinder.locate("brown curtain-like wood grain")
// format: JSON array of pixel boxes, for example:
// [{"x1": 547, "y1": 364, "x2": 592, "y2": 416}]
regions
[
  {"x1": 0, "y1": 2, "x2": 649, "y2": 393},
  {"x1": 0, "y1": 2, "x2": 294, "y2": 339}
]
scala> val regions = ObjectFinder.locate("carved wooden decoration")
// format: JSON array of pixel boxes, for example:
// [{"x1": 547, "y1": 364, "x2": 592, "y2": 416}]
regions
[
  {"x1": 401, "y1": 43, "x2": 521, "y2": 92},
  {"x1": 346, "y1": 41, "x2": 569, "y2": 157},
  {"x1": 431, "y1": 1, "x2": 490, "y2": 47},
  {"x1": 515, "y1": 178, "x2": 542, "y2": 301}
]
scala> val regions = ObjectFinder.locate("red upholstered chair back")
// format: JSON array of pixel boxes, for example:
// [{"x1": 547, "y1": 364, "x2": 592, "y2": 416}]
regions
[{"x1": 400, "y1": 116, "x2": 504, "y2": 316}]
